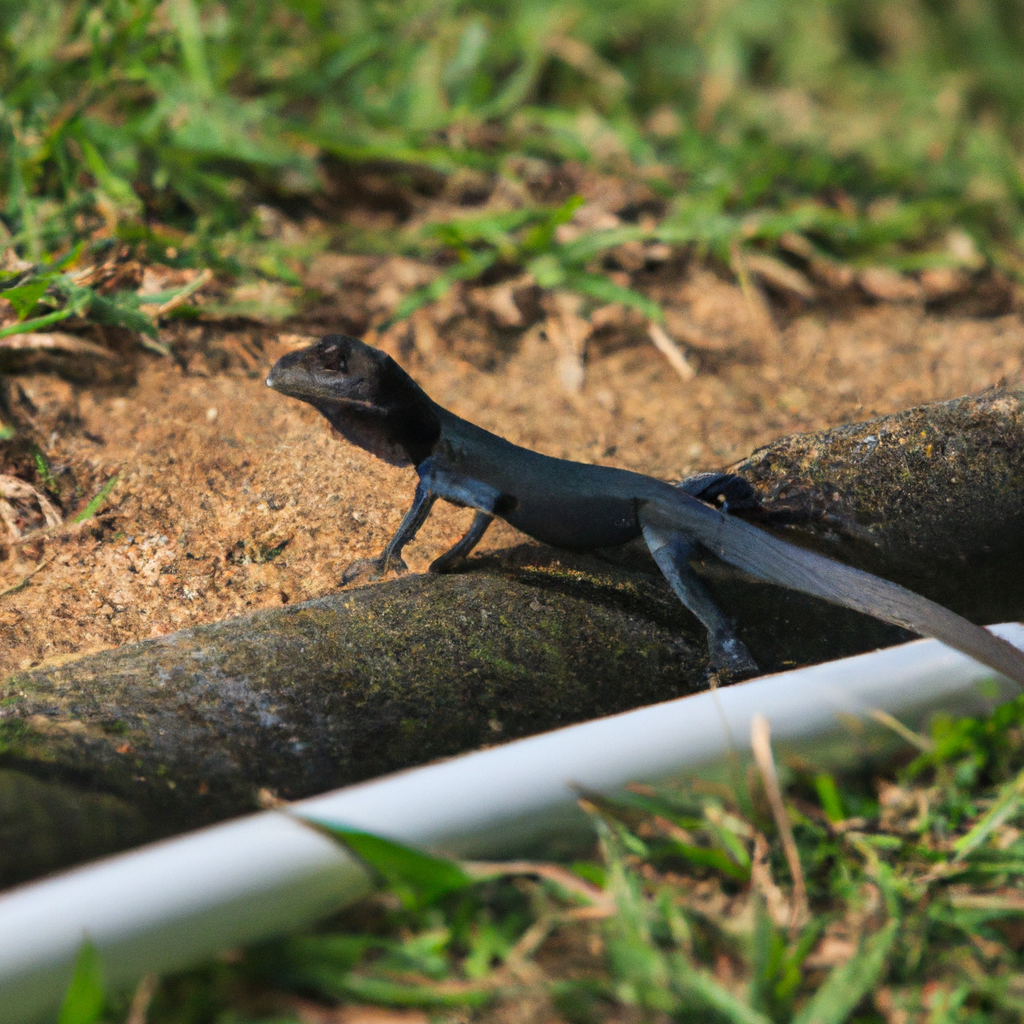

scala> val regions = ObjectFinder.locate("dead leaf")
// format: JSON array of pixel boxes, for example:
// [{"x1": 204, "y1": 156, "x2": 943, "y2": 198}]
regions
[
  {"x1": 646, "y1": 104, "x2": 684, "y2": 137},
  {"x1": 467, "y1": 282, "x2": 525, "y2": 328},
  {"x1": 0, "y1": 475, "x2": 62, "y2": 540},
  {"x1": 27, "y1": 713, "x2": 88, "y2": 734},
  {"x1": 751, "y1": 714, "x2": 808, "y2": 936},
  {"x1": 283, "y1": 997, "x2": 430, "y2": 1024},
  {"x1": 946, "y1": 229, "x2": 985, "y2": 270},
  {"x1": 662, "y1": 305, "x2": 730, "y2": 353},
  {"x1": 608, "y1": 240, "x2": 647, "y2": 273},
  {"x1": 645, "y1": 241, "x2": 673, "y2": 263},
  {"x1": 305, "y1": 253, "x2": 375, "y2": 294},
  {"x1": 804, "y1": 929, "x2": 859, "y2": 969},
  {"x1": 0, "y1": 332, "x2": 115, "y2": 359},
  {"x1": 543, "y1": 291, "x2": 591, "y2": 393},
  {"x1": 777, "y1": 233, "x2": 854, "y2": 290},
  {"x1": 858, "y1": 267, "x2": 924, "y2": 303},
  {"x1": 138, "y1": 264, "x2": 201, "y2": 295},
  {"x1": 219, "y1": 280, "x2": 299, "y2": 322},
  {"x1": 125, "y1": 973, "x2": 158, "y2": 1024},
  {"x1": 67, "y1": 256, "x2": 143, "y2": 292},
  {"x1": 808, "y1": 258, "x2": 855, "y2": 291},
  {"x1": 731, "y1": 249, "x2": 780, "y2": 354},
  {"x1": 462, "y1": 858, "x2": 612, "y2": 911},
  {"x1": 777, "y1": 232, "x2": 816, "y2": 260},
  {"x1": 947, "y1": 886, "x2": 1024, "y2": 912},
  {"x1": 589, "y1": 303, "x2": 628, "y2": 332},
  {"x1": 366, "y1": 258, "x2": 438, "y2": 317},
  {"x1": 409, "y1": 308, "x2": 439, "y2": 356},
  {"x1": 744, "y1": 253, "x2": 816, "y2": 302},
  {"x1": 920, "y1": 267, "x2": 970, "y2": 300},
  {"x1": 212, "y1": 332, "x2": 264, "y2": 372},
  {"x1": 428, "y1": 282, "x2": 468, "y2": 325}
]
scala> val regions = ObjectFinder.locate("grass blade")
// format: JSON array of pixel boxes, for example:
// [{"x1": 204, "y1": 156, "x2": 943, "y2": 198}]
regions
[
  {"x1": 792, "y1": 919, "x2": 899, "y2": 1024},
  {"x1": 72, "y1": 475, "x2": 120, "y2": 524},
  {"x1": 303, "y1": 822, "x2": 473, "y2": 909},
  {"x1": 57, "y1": 940, "x2": 105, "y2": 1024},
  {"x1": 0, "y1": 307, "x2": 76, "y2": 339},
  {"x1": 670, "y1": 955, "x2": 774, "y2": 1024},
  {"x1": 954, "y1": 763, "x2": 1024, "y2": 861}
]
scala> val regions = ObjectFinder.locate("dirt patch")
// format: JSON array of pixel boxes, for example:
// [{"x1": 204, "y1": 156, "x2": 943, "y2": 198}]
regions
[{"x1": 2, "y1": 290, "x2": 1024, "y2": 678}]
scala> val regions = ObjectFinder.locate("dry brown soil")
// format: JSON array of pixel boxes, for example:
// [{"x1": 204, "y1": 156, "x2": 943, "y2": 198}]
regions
[{"x1": 2, "y1": 287, "x2": 1024, "y2": 678}]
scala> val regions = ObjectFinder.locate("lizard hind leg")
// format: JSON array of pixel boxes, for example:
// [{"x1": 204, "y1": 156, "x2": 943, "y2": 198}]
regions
[
  {"x1": 641, "y1": 519, "x2": 760, "y2": 678},
  {"x1": 429, "y1": 510, "x2": 495, "y2": 574},
  {"x1": 676, "y1": 471, "x2": 762, "y2": 513}
]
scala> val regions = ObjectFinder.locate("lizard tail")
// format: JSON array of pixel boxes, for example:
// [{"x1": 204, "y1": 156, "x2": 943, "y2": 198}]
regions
[{"x1": 656, "y1": 496, "x2": 1024, "y2": 688}]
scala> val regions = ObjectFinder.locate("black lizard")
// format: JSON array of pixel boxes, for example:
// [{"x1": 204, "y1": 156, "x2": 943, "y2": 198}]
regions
[{"x1": 267, "y1": 334, "x2": 1024, "y2": 685}]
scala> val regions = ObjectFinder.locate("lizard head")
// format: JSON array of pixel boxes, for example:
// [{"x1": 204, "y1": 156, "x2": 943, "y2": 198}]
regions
[
  {"x1": 266, "y1": 334, "x2": 441, "y2": 467},
  {"x1": 266, "y1": 334, "x2": 384, "y2": 406}
]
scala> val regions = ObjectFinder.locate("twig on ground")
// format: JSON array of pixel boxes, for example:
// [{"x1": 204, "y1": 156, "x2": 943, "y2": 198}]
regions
[
  {"x1": 0, "y1": 331, "x2": 118, "y2": 359},
  {"x1": 0, "y1": 555, "x2": 54, "y2": 599},
  {"x1": 156, "y1": 268, "x2": 212, "y2": 315},
  {"x1": 751, "y1": 713, "x2": 809, "y2": 936},
  {"x1": 126, "y1": 973, "x2": 159, "y2": 1024},
  {"x1": 868, "y1": 708, "x2": 934, "y2": 752},
  {"x1": 648, "y1": 322, "x2": 695, "y2": 381},
  {"x1": 2, "y1": 511, "x2": 119, "y2": 552}
]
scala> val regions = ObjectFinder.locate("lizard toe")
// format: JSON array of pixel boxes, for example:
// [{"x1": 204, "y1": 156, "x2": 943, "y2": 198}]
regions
[
  {"x1": 342, "y1": 553, "x2": 409, "y2": 585},
  {"x1": 342, "y1": 557, "x2": 385, "y2": 584}
]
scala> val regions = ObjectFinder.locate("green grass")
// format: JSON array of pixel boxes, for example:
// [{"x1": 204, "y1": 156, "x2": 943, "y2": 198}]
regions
[
  {"x1": 5, "y1": 0, "x2": 1024, "y2": 346},
  {"x1": 62, "y1": 693, "x2": 1024, "y2": 1023},
  {"x1": 71, "y1": 473, "x2": 120, "y2": 524}
]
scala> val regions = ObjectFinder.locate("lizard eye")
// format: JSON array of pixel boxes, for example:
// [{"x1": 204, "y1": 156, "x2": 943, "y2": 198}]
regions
[{"x1": 318, "y1": 340, "x2": 349, "y2": 374}]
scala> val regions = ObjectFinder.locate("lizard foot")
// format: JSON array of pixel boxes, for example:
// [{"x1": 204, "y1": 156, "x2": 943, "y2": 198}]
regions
[
  {"x1": 341, "y1": 553, "x2": 409, "y2": 585},
  {"x1": 677, "y1": 472, "x2": 762, "y2": 513},
  {"x1": 428, "y1": 549, "x2": 468, "y2": 574},
  {"x1": 707, "y1": 633, "x2": 760, "y2": 678}
]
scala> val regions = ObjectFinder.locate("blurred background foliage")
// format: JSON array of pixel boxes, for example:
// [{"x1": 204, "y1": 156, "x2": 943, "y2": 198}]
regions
[{"x1": 3, "y1": 0, "x2": 1024, "y2": 282}]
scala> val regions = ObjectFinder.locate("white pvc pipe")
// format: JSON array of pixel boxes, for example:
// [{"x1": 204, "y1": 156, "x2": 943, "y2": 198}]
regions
[{"x1": 1, "y1": 625, "x2": 1021, "y2": 1023}]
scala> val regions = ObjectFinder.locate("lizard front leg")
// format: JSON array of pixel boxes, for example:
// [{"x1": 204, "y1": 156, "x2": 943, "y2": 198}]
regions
[
  {"x1": 342, "y1": 475, "x2": 437, "y2": 583},
  {"x1": 640, "y1": 516, "x2": 759, "y2": 678},
  {"x1": 342, "y1": 459, "x2": 500, "y2": 584}
]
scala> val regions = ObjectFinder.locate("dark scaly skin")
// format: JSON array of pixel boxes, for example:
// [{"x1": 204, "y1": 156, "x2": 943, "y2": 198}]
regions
[{"x1": 267, "y1": 334, "x2": 1024, "y2": 686}]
